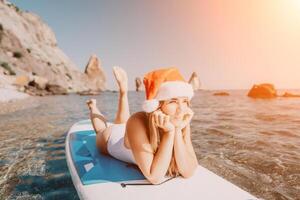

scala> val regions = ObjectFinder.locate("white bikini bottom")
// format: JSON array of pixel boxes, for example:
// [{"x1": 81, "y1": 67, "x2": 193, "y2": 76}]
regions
[{"x1": 105, "y1": 123, "x2": 136, "y2": 164}]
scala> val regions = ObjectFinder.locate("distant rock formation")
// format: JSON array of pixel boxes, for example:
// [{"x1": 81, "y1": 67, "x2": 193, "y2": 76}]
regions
[
  {"x1": 84, "y1": 55, "x2": 106, "y2": 91},
  {"x1": 135, "y1": 77, "x2": 142, "y2": 91},
  {"x1": 188, "y1": 72, "x2": 201, "y2": 91},
  {"x1": 77, "y1": 90, "x2": 101, "y2": 96},
  {"x1": 281, "y1": 92, "x2": 300, "y2": 98},
  {"x1": 213, "y1": 92, "x2": 230, "y2": 96},
  {"x1": 0, "y1": 1, "x2": 106, "y2": 94},
  {"x1": 248, "y1": 83, "x2": 277, "y2": 98}
]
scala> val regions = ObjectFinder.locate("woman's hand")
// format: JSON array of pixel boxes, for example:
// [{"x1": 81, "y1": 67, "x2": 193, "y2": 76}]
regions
[
  {"x1": 153, "y1": 110, "x2": 175, "y2": 133},
  {"x1": 174, "y1": 107, "x2": 194, "y2": 131}
]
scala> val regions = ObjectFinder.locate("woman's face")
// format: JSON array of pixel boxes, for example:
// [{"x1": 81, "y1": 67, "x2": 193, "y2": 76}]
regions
[{"x1": 160, "y1": 97, "x2": 190, "y2": 121}]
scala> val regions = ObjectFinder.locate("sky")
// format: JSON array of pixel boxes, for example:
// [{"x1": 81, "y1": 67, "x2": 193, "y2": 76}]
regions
[{"x1": 10, "y1": 0, "x2": 300, "y2": 90}]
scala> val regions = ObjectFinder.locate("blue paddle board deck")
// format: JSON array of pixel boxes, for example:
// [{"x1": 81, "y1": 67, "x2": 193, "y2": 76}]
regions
[{"x1": 69, "y1": 129, "x2": 145, "y2": 185}]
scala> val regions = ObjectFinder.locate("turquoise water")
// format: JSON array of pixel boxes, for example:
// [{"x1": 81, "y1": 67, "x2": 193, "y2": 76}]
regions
[{"x1": 0, "y1": 90, "x2": 299, "y2": 199}]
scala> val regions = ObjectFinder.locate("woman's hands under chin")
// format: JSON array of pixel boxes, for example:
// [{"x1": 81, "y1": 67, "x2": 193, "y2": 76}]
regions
[
  {"x1": 153, "y1": 110, "x2": 176, "y2": 134},
  {"x1": 171, "y1": 107, "x2": 194, "y2": 131}
]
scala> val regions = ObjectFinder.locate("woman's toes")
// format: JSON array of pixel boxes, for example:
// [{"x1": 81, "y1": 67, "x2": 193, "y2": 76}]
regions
[
  {"x1": 86, "y1": 100, "x2": 91, "y2": 106},
  {"x1": 86, "y1": 99, "x2": 97, "y2": 109}
]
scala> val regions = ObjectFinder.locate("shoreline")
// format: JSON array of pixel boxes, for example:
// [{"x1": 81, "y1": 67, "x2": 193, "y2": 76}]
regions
[
  {"x1": 0, "y1": 86, "x2": 29, "y2": 103},
  {"x1": 1, "y1": 88, "x2": 300, "y2": 116},
  {"x1": 0, "y1": 86, "x2": 40, "y2": 115}
]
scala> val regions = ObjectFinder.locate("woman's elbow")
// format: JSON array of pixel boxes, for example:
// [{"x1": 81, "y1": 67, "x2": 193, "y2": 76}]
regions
[
  {"x1": 147, "y1": 176, "x2": 165, "y2": 185},
  {"x1": 182, "y1": 171, "x2": 195, "y2": 179},
  {"x1": 181, "y1": 164, "x2": 198, "y2": 178}
]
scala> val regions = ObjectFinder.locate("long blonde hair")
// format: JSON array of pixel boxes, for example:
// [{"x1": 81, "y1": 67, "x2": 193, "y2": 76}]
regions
[{"x1": 146, "y1": 102, "x2": 180, "y2": 177}]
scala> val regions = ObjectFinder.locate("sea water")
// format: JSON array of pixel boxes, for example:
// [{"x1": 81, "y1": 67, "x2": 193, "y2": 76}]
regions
[{"x1": 0, "y1": 90, "x2": 299, "y2": 199}]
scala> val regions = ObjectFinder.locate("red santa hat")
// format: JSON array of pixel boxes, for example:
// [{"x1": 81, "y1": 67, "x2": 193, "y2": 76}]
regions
[{"x1": 142, "y1": 67, "x2": 194, "y2": 113}]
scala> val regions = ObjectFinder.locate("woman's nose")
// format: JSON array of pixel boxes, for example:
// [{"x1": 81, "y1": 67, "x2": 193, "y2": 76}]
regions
[{"x1": 176, "y1": 102, "x2": 185, "y2": 113}]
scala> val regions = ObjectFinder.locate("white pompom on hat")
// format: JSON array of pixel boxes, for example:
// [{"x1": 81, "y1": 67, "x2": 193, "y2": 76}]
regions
[{"x1": 142, "y1": 67, "x2": 194, "y2": 113}]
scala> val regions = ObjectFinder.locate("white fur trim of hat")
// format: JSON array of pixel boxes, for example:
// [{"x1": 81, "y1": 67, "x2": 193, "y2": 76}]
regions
[{"x1": 142, "y1": 81, "x2": 194, "y2": 113}]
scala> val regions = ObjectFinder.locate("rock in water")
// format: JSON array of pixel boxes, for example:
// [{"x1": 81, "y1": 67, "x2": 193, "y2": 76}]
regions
[
  {"x1": 213, "y1": 92, "x2": 230, "y2": 96},
  {"x1": 247, "y1": 83, "x2": 277, "y2": 98},
  {"x1": 135, "y1": 77, "x2": 142, "y2": 91},
  {"x1": 188, "y1": 72, "x2": 201, "y2": 91},
  {"x1": 281, "y1": 92, "x2": 300, "y2": 98},
  {"x1": 77, "y1": 90, "x2": 101, "y2": 96},
  {"x1": 45, "y1": 84, "x2": 67, "y2": 95},
  {"x1": 84, "y1": 55, "x2": 106, "y2": 91}
]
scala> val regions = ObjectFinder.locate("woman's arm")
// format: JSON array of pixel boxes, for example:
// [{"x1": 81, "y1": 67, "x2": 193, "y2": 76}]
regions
[
  {"x1": 149, "y1": 130, "x2": 175, "y2": 182},
  {"x1": 126, "y1": 113, "x2": 175, "y2": 184},
  {"x1": 173, "y1": 123, "x2": 198, "y2": 178}
]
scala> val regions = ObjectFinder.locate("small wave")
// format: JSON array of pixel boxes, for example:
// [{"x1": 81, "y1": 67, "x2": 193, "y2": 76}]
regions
[
  {"x1": 259, "y1": 131, "x2": 275, "y2": 136},
  {"x1": 254, "y1": 140, "x2": 271, "y2": 147},
  {"x1": 206, "y1": 128, "x2": 227, "y2": 136},
  {"x1": 255, "y1": 113, "x2": 291, "y2": 122},
  {"x1": 274, "y1": 130, "x2": 298, "y2": 138}
]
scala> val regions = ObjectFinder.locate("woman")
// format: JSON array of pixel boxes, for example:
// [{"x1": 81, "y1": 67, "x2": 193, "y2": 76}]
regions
[{"x1": 86, "y1": 66, "x2": 198, "y2": 184}]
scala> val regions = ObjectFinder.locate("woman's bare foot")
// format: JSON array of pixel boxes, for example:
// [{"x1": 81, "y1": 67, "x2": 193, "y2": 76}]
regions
[
  {"x1": 113, "y1": 66, "x2": 128, "y2": 93},
  {"x1": 86, "y1": 98, "x2": 108, "y2": 129},
  {"x1": 86, "y1": 98, "x2": 97, "y2": 111}
]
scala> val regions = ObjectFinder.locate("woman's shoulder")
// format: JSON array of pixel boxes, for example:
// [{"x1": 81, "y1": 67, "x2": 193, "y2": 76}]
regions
[
  {"x1": 128, "y1": 111, "x2": 148, "y2": 122},
  {"x1": 126, "y1": 112, "x2": 153, "y2": 153},
  {"x1": 126, "y1": 111, "x2": 149, "y2": 131}
]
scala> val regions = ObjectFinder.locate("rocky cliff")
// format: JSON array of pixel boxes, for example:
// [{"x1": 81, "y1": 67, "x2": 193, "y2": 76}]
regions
[{"x1": 0, "y1": 0, "x2": 106, "y2": 94}]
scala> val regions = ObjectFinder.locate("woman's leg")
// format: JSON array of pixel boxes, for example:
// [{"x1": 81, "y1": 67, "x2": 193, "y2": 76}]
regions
[
  {"x1": 87, "y1": 99, "x2": 107, "y2": 132},
  {"x1": 86, "y1": 66, "x2": 129, "y2": 154},
  {"x1": 112, "y1": 66, "x2": 130, "y2": 124},
  {"x1": 86, "y1": 99, "x2": 110, "y2": 154}
]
